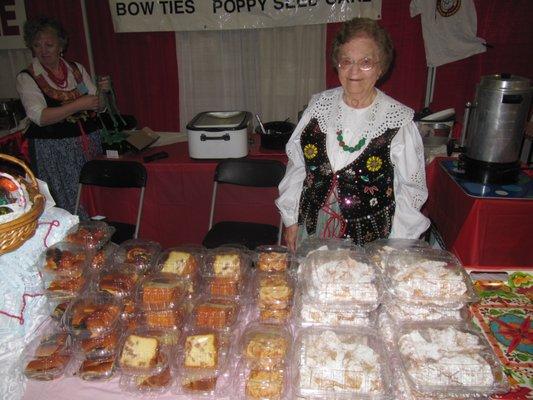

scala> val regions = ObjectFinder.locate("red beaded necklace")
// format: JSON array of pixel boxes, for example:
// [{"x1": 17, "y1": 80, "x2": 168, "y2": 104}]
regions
[{"x1": 42, "y1": 59, "x2": 68, "y2": 89}]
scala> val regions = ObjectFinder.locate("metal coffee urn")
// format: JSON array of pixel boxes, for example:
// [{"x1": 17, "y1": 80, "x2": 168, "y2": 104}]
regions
[{"x1": 462, "y1": 74, "x2": 531, "y2": 184}]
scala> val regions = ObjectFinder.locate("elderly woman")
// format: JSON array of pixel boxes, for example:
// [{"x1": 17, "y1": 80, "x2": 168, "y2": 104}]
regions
[
  {"x1": 16, "y1": 17, "x2": 108, "y2": 213},
  {"x1": 276, "y1": 18, "x2": 430, "y2": 251}
]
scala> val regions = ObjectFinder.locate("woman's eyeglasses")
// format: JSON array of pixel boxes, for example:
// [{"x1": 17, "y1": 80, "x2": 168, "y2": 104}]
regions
[{"x1": 337, "y1": 57, "x2": 379, "y2": 71}]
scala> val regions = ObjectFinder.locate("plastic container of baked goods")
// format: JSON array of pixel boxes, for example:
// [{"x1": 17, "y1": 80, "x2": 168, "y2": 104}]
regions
[
  {"x1": 254, "y1": 271, "x2": 294, "y2": 311},
  {"x1": 190, "y1": 295, "x2": 240, "y2": 331},
  {"x1": 76, "y1": 325, "x2": 122, "y2": 359},
  {"x1": 177, "y1": 326, "x2": 232, "y2": 396},
  {"x1": 135, "y1": 272, "x2": 187, "y2": 311},
  {"x1": 201, "y1": 248, "x2": 250, "y2": 298},
  {"x1": 300, "y1": 249, "x2": 382, "y2": 312},
  {"x1": 154, "y1": 245, "x2": 203, "y2": 296},
  {"x1": 89, "y1": 242, "x2": 118, "y2": 272},
  {"x1": 65, "y1": 220, "x2": 115, "y2": 251},
  {"x1": 383, "y1": 248, "x2": 478, "y2": 308},
  {"x1": 254, "y1": 245, "x2": 293, "y2": 273},
  {"x1": 292, "y1": 326, "x2": 392, "y2": 399},
  {"x1": 98, "y1": 263, "x2": 141, "y2": 298},
  {"x1": 63, "y1": 291, "x2": 122, "y2": 339},
  {"x1": 22, "y1": 329, "x2": 72, "y2": 381},
  {"x1": 113, "y1": 239, "x2": 162, "y2": 275},
  {"x1": 294, "y1": 287, "x2": 376, "y2": 328},
  {"x1": 117, "y1": 327, "x2": 171, "y2": 376},
  {"x1": 241, "y1": 323, "x2": 291, "y2": 370},
  {"x1": 364, "y1": 238, "x2": 429, "y2": 270},
  {"x1": 119, "y1": 364, "x2": 173, "y2": 394},
  {"x1": 44, "y1": 273, "x2": 89, "y2": 302},
  {"x1": 236, "y1": 360, "x2": 289, "y2": 400},
  {"x1": 76, "y1": 353, "x2": 117, "y2": 381},
  {"x1": 39, "y1": 242, "x2": 88, "y2": 277},
  {"x1": 296, "y1": 237, "x2": 362, "y2": 262},
  {"x1": 394, "y1": 321, "x2": 509, "y2": 398},
  {"x1": 138, "y1": 305, "x2": 186, "y2": 333}
]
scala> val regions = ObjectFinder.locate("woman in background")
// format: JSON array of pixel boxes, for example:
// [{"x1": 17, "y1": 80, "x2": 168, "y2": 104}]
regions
[
  {"x1": 276, "y1": 17, "x2": 430, "y2": 251},
  {"x1": 17, "y1": 16, "x2": 108, "y2": 213}
]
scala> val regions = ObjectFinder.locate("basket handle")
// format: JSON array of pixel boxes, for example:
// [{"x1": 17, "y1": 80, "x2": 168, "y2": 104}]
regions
[{"x1": 0, "y1": 153, "x2": 38, "y2": 188}]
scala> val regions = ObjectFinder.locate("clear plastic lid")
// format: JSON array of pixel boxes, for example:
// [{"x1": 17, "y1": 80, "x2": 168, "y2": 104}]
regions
[
  {"x1": 241, "y1": 323, "x2": 291, "y2": 370},
  {"x1": 296, "y1": 237, "x2": 362, "y2": 262},
  {"x1": 98, "y1": 263, "x2": 141, "y2": 298},
  {"x1": 300, "y1": 249, "x2": 381, "y2": 311},
  {"x1": 44, "y1": 273, "x2": 89, "y2": 302},
  {"x1": 138, "y1": 307, "x2": 186, "y2": 332},
  {"x1": 119, "y1": 365, "x2": 173, "y2": 394},
  {"x1": 78, "y1": 325, "x2": 121, "y2": 359},
  {"x1": 89, "y1": 242, "x2": 118, "y2": 272},
  {"x1": 40, "y1": 242, "x2": 88, "y2": 277},
  {"x1": 254, "y1": 245, "x2": 293, "y2": 273},
  {"x1": 364, "y1": 238, "x2": 429, "y2": 270},
  {"x1": 395, "y1": 321, "x2": 509, "y2": 397},
  {"x1": 255, "y1": 271, "x2": 294, "y2": 312},
  {"x1": 113, "y1": 239, "x2": 162, "y2": 274},
  {"x1": 64, "y1": 220, "x2": 115, "y2": 250},
  {"x1": 383, "y1": 248, "x2": 478, "y2": 307},
  {"x1": 63, "y1": 291, "x2": 122, "y2": 338},
  {"x1": 191, "y1": 296, "x2": 240, "y2": 331},
  {"x1": 117, "y1": 327, "x2": 171, "y2": 375},
  {"x1": 76, "y1": 354, "x2": 117, "y2": 381},
  {"x1": 294, "y1": 289, "x2": 374, "y2": 328},
  {"x1": 178, "y1": 327, "x2": 232, "y2": 396},
  {"x1": 136, "y1": 272, "x2": 187, "y2": 311},
  {"x1": 293, "y1": 326, "x2": 391, "y2": 399},
  {"x1": 22, "y1": 329, "x2": 72, "y2": 381},
  {"x1": 155, "y1": 245, "x2": 203, "y2": 277}
]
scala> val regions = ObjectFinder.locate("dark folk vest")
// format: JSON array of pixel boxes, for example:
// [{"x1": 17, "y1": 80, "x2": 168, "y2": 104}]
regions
[
  {"x1": 298, "y1": 117, "x2": 398, "y2": 246},
  {"x1": 20, "y1": 62, "x2": 99, "y2": 139}
]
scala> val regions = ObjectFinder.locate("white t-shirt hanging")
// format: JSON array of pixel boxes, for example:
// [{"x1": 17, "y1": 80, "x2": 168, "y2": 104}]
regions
[{"x1": 410, "y1": 0, "x2": 486, "y2": 67}]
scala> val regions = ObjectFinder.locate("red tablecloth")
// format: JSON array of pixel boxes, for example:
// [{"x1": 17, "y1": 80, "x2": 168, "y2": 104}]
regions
[
  {"x1": 80, "y1": 138, "x2": 287, "y2": 248},
  {"x1": 425, "y1": 158, "x2": 533, "y2": 269}
]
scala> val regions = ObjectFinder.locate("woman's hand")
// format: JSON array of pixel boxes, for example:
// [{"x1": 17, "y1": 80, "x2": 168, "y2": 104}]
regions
[
  {"x1": 97, "y1": 75, "x2": 111, "y2": 93},
  {"x1": 39, "y1": 95, "x2": 100, "y2": 126},
  {"x1": 284, "y1": 224, "x2": 299, "y2": 253},
  {"x1": 75, "y1": 95, "x2": 100, "y2": 111}
]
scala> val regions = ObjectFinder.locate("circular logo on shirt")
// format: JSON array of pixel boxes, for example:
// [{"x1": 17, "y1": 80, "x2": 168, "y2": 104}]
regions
[{"x1": 437, "y1": 0, "x2": 461, "y2": 17}]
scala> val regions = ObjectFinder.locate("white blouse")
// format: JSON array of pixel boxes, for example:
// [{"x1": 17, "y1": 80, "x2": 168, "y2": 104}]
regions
[
  {"x1": 276, "y1": 87, "x2": 430, "y2": 239},
  {"x1": 16, "y1": 57, "x2": 96, "y2": 127}
]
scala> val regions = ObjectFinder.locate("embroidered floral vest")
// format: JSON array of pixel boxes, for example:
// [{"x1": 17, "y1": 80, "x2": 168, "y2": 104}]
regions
[
  {"x1": 21, "y1": 62, "x2": 99, "y2": 139},
  {"x1": 298, "y1": 118, "x2": 398, "y2": 245}
]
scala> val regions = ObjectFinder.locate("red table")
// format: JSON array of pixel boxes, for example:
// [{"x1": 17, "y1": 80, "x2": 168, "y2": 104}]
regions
[
  {"x1": 425, "y1": 158, "x2": 533, "y2": 270},
  {"x1": 80, "y1": 137, "x2": 287, "y2": 248}
]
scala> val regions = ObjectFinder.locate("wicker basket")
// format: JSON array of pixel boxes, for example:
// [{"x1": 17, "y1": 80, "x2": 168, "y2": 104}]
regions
[{"x1": 0, "y1": 154, "x2": 45, "y2": 255}]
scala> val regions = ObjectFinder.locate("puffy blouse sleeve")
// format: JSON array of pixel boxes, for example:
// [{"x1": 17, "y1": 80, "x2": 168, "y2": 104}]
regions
[
  {"x1": 275, "y1": 108, "x2": 313, "y2": 227},
  {"x1": 390, "y1": 121, "x2": 431, "y2": 238}
]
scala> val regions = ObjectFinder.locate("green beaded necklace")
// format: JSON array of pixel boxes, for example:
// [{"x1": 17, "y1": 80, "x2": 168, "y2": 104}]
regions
[{"x1": 336, "y1": 132, "x2": 366, "y2": 153}]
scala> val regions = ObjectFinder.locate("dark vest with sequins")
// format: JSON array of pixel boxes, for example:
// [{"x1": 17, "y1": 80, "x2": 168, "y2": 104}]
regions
[
  {"x1": 19, "y1": 62, "x2": 99, "y2": 139},
  {"x1": 298, "y1": 118, "x2": 398, "y2": 246}
]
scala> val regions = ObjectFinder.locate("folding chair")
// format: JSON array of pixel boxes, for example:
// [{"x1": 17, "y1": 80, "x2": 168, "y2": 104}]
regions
[
  {"x1": 202, "y1": 159, "x2": 286, "y2": 250},
  {"x1": 74, "y1": 160, "x2": 147, "y2": 244}
]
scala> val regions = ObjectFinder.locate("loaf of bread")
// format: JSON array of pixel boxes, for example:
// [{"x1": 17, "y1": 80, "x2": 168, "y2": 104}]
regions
[
  {"x1": 66, "y1": 225, "x2": 107, "y2": 248},
  {"x1": 45, "y1": 247, "x2": 86, "y2": 275},
  {"x1": 245, "y1": 332, "x2": 288, "y2": 368},
  {"x1": 195, "y1": 299, "x2": 237, "y2": 329},
  {"x1": 161, "y1": 251, "x2": 197, "y2": 276},
  {"x1": 71, "y1": 302, "x2": 120, "y2": 336},
  {"x1": 260, "y1": 308, "x2": 290, "y2": 323},
  {"x1": 47, "y1": 275, "x2": 85, "y2": 297},
  {"x1": 119, "y1": 334, "x2": 159, "y2": 369},
  {"x1": 182, "y1": 376, "x2": 217, "y2": 391},
  {"x1": 246, "y1": 369, "x2": 284, "y2": 399},
  {"x1": 81, "y1": 329, "x2": 119, "y2": 355},
  {"x1": 25, "y1": 353, "x2": 70, "y2": 376},
  {"x1": 257, "y1": 252, "x2": 288, "y2": 272},
  {"x1": 136, "y1": 365, "x2": 171, "y2": 388},
  {"x1": 125, "y1": 246, "x2": 153, "y2": 265},
  {"x1": 145, "y1": 309, "x2": 183, "y2": 330},
  {"x1": 34, "y1": 332, "x2": 68, "y2": 358},
  {"x1": 99, "y1": 272, "x2": 139, "y2": 296},
  {"x1": 184, "y1": 333, "x2": 218, "y2": 368},
  {"x1": 213, "y1": 253, "x2": 241, "y2": 278}
]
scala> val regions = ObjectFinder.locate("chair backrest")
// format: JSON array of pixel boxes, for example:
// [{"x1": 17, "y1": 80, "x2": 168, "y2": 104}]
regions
[
  {"x1": 214, "y1": 159, "x2": 286, "y2": 187},
  {"x1": 79, "y1": 160, "x2": 147, "y2": 188},
  {"x1": 208, "y1": 159, "x2": 286, "y2": 243},
  {"x1": 75, "y1": 160, "x2": 147, "y2": 239}
]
